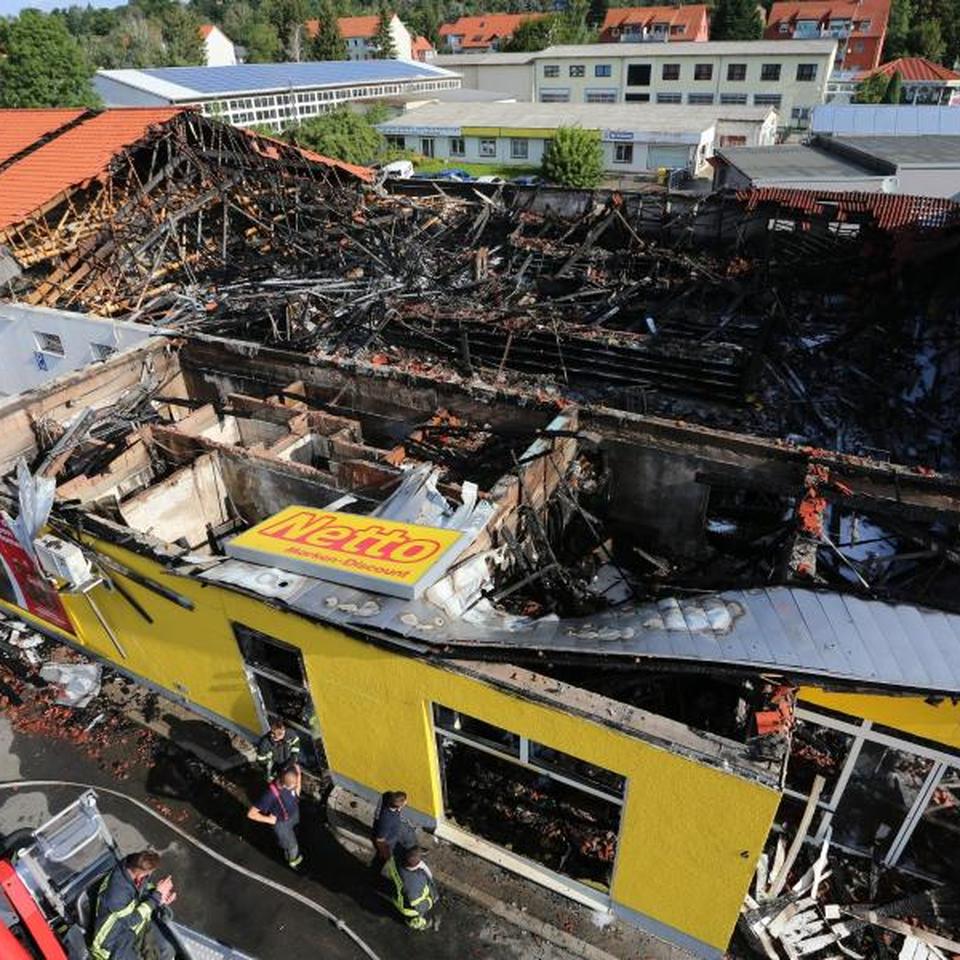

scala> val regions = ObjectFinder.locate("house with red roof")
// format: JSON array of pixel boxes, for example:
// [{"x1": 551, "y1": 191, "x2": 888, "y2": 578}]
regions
[
  {"x1": 439, "y1": 14, "x2": 546, "y2": 53},
  {"x1": 764, "y1": 0, "x2": 890, "y2": 72},
  {"x1": 599, "y1": 5, "x2": 709, "y2": 44},
  {"x1": 861, "y1": 57, "x2": 960, "y2": 104},
  {"x1": 199, "y1": 24, "x2": 237, "y2": 67},
  {"x1": 306, "y1": 14, "x2": 414, "y2": 61},
  {"x1": 411, "y1": 35, "x2": 436, "y2": 62}
]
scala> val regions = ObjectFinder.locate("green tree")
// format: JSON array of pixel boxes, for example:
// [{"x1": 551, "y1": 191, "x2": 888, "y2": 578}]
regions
[
  {"x1": 884, "y1": 0, "x2": 912, "y2": 59},
  {"x1": 883, "y1": 69, "x2": 904, "y2": 103},
  {"x1": 310, "y1": 0, "x2": 347, "y2": 59},
  {"x1": 710, "y1": 0, "x2": 763, "y2": 41},
  {"x1": 284, "y1": 107, "x2": 384, "y2": 164},
  {"x1": 0, "y1": 10, "x2": 99, "y2": 108},
  {"x1": 159, "y1": 4, "x2": 205, "y2": 65},
  {"x1": 372, "y1": 4, "x2": 397, "y2": 58},
  {"x1": 541, "y1": 126, "x2": 603, "y2": 189},
  {"x1": 502, "y1": 16, "x2": 555, "y2": 51},
  {"x1": 853, "y1": 70, "x2": 890, "y2": 102},
  {"x1": 262, "y1": 0, "x2": 309, "y2": 59},
  {"x1": 911, "y1": 18, "x2": 945, "y2": 62},
  {"x1": 245, "y1": 20, "x2": 283, "y2": 61},
  {"x1": 587, "y1": 0, "x2": 608, "y2": 30}
]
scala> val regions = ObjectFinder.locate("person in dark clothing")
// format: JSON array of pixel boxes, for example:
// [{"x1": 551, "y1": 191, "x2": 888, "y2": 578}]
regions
[
  {"x1": 371, "y1": 790, "x2": 417, "y2": 871},
  {"x1": 247, "y1": 766, "x2": 303, "y2": 868},
  {"x1": 383, "y1": 847, "x2": 439, "y2": 931},
  {"x1": 90, "y1": 850, "x2": 176, "y2": 960},
  {"x1": 254, "y1": 718, "x2": 301, "y2": 782}
]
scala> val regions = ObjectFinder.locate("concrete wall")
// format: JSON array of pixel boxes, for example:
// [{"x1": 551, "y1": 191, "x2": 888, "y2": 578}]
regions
[
  {"x1": 448, "y1": 63, "x2": 537, "y2": 101},
  {"x1": 0, "y1": 303, "x2": 152, "y2": 398}
]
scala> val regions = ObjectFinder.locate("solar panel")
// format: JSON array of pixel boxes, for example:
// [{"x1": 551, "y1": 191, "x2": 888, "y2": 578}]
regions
[{"x1": 140, "y1": 61, "x2": 449, "y2": 96}]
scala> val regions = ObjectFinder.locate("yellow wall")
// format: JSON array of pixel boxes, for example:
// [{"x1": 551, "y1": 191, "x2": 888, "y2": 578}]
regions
[
  {"x1": 799, "y1": 687, "x2": 960, "y2": 751},
  {"x1": 18, "y1": 534, "x2": 780, "y2": 951}
]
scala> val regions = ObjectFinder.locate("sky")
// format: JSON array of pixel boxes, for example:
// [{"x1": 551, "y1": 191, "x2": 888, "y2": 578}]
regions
[{"x1": 0, "y1": 0, "x2": 127, "y2": 14}]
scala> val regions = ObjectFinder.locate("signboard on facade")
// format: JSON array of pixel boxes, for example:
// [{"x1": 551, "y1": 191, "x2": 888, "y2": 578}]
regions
[
  {"x1": 0, "y1": 516, "x2": 73, "y2": 634},
  {"x1": 604, "y1": 129, "x2": 635, "y2": 142},
  {"x1": 379, "y1": 125, "x2": 461, "y2": 137},
  {"x1": 226, "y1": 507, "x2": 467, "y2": 600}
]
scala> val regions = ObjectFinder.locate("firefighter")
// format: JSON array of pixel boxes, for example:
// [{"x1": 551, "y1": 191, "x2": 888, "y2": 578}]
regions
[
  {"x1": 371, "y1": 790, "x2": 417, "y2": 871},
  {"x1": 247, "y1": 765, "x2": 303, "y2": 869},
  {"x1": 254, "y1": 717, "x2": 301, "y2": 782},
  {"x1": 383, "y1": 846, "x2": 439, "y2": 931},
  {"x1": 90, "y1": 850, "x2": 176, "y2": 960}
]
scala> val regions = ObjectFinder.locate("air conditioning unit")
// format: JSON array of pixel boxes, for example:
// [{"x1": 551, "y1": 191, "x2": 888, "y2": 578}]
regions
[{"x1": 34, "y1": 535, "x2": 93, "y2": 588}]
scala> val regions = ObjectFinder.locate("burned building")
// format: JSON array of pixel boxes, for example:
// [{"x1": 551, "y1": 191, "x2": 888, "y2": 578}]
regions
[{"x1": 1, "y1": 108, "x2": 960, "y2": 959}]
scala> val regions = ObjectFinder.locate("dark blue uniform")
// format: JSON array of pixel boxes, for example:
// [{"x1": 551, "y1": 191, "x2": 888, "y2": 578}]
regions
[
  {"x1": 90, "y1": 865, "x2": 171, "y2": 960},
  {"x1": 256, "y1": 781, "x2": 302, "y2": 866}
]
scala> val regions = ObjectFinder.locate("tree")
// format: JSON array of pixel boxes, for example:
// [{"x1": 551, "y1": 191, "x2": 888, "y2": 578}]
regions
[
  {"x1": 159, "y1": 4, "x2": 204, "y2": 65},
  {"x1": 587, "y1": 0, "x2": 608, "y2": 30},
  {"x1": 310, "y1": 0, "x2": 347, "y2": 60},
  {"x1": 911, "y1": 18, "x2": 945, "y2": 62},
  {"x1": 883, "y1": 69, "x2": 904, "y2": 103},
  {"x1": 710, "y1": 0, "x2": 763, "y2": 41},
  {"x1": 284, "y1": 107, "x2": 385, "y2": 164},
  {"x1": 372, "y1": 4, "x2": 397, "y2": 59},
  {"x1": 262, "y1": 0, "x2": 309, "y2": 60},
  {"x1": 541, "y1": 126, "x2": 603, "y2": 189},
  {"x1": 503, "y1": 16, "x2": 556, "y2": 51},
  {"x1": 0, "y1": 10, "x2": 99, "y2": 108},
  {"x1": 853, "y1": 70, "x2": 890, "y2": 103},
  {"x1": 245, "y1": 20, "x2": 283, "y2": 62},
  {"x1": 884, "y1": 0, "x2": 912, "y2": 59}
]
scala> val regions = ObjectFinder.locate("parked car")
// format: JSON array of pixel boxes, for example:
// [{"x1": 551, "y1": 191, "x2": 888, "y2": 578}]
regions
[
  {"x1": 477, "y1": 175, "x2": 506, "y2": 184},
  {"x1": 380, "y1": 159, "x2": 414, "y2": 179},
  {"x1": 511, "y1": 175, "x2": 542, "y2": 186}
]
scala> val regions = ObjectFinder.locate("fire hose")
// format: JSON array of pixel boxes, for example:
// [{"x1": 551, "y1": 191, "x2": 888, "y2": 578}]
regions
[{"x1": 0, "y1": 779, "x2": 383, "y2": 960}]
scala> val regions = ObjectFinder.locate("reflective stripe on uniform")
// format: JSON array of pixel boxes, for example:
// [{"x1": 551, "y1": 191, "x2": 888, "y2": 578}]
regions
[{"x1": 90, "y1": 875, "x2": 153, "y2": 960}]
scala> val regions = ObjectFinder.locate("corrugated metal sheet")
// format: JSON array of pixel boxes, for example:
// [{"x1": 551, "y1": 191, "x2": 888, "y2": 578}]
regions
[
  {"x1": 737, "y1": 186, "x2": 960, "y2": 231},
  {"x1": 812, "y1": 104, "x2": 960, "y2": 137},
  {"x1": 0, "y1": 108, "x2": 183, "y2": 229},
  {"x1": 0, "y1": 109, "x2": 87, "y2": 166}
]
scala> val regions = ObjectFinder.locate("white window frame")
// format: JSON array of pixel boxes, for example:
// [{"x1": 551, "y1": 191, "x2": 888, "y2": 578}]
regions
[
  {"x1": 449, "y1": 136, "x2": 466, "y2": 157},
  {"x1": 479, "y1": 138, "x2": 497, "y2": 158},
  {"x1": 613, "y1": 143, "x2": 633, "y2": 165},
  {"x1": 510, "y1": 138, "x2": 529, "y2": 160}
]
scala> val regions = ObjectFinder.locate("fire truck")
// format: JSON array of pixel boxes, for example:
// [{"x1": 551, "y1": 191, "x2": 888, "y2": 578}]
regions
[{"x1": 0, "y1": 790, "x2": 253, "y2": 960}]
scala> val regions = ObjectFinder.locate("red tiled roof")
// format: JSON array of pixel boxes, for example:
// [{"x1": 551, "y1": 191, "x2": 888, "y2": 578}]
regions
[
  {"x1": 602, "y1": 4, "x2": 707, "y2": 37},
  {"x1": 412, "y1": 35, "x2": 435, "y2": 54},
  {"x1": 765, "y1": 0, "x2": 890, "y2": 37},
  {"x1": 866, "y1": 56, "x2": 960, "y2": 82},
  {"x1": 738, "y1": 187, "x2": 960, "y2": 232},
  {"x1": 338, "y1": 15, "x2": 382, "y2": 38},
  {"x1": 439, "y1": 13, "x2": 546, "y2": 47},
  {"x1": 240, "y1": 127, "x2": 373, "y2": 182},
  {"x1": 0, "y1": 108, "x2": 184, "y2": 229},
  {"x1": 199, "y1": 24, "x2": 215, "y2": 39},
  {"x1": 0, "y1": 109, "x2": 87, "y2": 166}
]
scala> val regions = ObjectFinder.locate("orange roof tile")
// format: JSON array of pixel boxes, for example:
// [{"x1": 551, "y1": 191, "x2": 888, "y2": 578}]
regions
[
  {"x1": 766, "y1": 0, "x2": 890, "y2": 38},
  {"x1": 439, "y1": 13, "x2": 545, "y2": 47},
  {"x1": 0, "y1": 108, "x2": 184, "y2": 229},
  {"x1": 0, "y1": 109, "x2": 88, "y2": 166},
  {"x1": 412, "y1": 35, "x2": 435, "y2": 54},
  {"x1": 199, "y1": 24, "x2": 215, "y2": 39},
  {"x1": 602, "y1": 4, "x2": 707, "y2": 36},
  {"x1": 867, "y1": 56, "x2": 960, "y2": 82},
  {"x1": 337, "y1": 15, "x2": 383, "y2": 38}
]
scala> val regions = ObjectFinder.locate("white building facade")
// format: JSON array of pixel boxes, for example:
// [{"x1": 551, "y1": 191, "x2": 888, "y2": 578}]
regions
[{"x1": 200, "y1": 25, "x2": 237, "y2": 68}]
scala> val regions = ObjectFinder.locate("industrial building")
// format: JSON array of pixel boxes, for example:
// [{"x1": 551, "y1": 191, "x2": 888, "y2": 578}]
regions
[
  {"x1": 93, "y1": 61, "x2": 461, "y2": 130},
  {"x1": 379, "y1": 101, "x2": 778, "y2": 174},
  {"x1": 436, "y1": 39, "x2": 838, "y2": 128},
  {"x1": 2, "y1": 106, "x2": 960, "y2": 960}
]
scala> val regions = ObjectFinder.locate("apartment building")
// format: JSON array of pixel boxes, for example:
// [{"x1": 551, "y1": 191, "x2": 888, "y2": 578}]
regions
[
  {"x1": 600, "y1": 5, "x2": 709, "y2": 44},
  {"x1": 764, "y1": 0, "x2": 890, "y2": 72},
  {"x1": 440, "y1": 13, "x2": 546, "y2": 52},
  {"x1": 379, "y1": 101, "x2": 777, "y2": 175},
  {"x1": 525, "y1": 40, "x2": 838, "y2": 128},
  {"x1": 304, "y1": 14, "x2": 414, "y2": 61}
]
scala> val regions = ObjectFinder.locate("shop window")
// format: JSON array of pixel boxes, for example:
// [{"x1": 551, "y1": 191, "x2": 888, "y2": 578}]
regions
[
  {"x1": 510, "y1": 138, "x2": 529, "y2": 160},
  {"x1": 449, "y1": 137, "x2": 465, "y2": 156},
  {"x1": 830, "y1": 741, "x2": 934, "y2": 857},
  {"x1": 785, "y1": 718, "x2": 854, "y2": 804},
  {"x1": 433, "y1": 705, "x2": 623, "y2": 891},
  {"x1": 899, "y1": 767, "x2": 960, "y2": 881},
  {"x1": 613, "y1": 143, "x2": 634, "y2": 164},
  {"x1": 420, "y1": 137, "x2": 434, "y2": 158}
]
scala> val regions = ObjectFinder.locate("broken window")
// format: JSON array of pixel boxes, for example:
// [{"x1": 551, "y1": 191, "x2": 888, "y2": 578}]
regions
[
  {"x1": 899, "y1": 766, "x2": 960, "y2": 881},
  {"x1": 433, "y1": 705, "x2": 623, "y2": 892},
  {"x1": 784, "y1": 717, "x2": 854, "y2": 804}
]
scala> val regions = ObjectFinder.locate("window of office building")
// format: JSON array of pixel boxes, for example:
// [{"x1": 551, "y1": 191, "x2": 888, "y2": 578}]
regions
[
  {"x1": 626, "y1": 63, "x2": 651, "y2": 86},
  {"x1": 720, "y1": 93, "x2": 748, "y2": 104},
  {"x1": 656, "y1": 92, "x2": 682, "y2": 103},
  {"x1": 727, "y1": 63, "x2": 747, "y2": 81},
  {"x1": 540, "y1": 89, "x2": 571, "y2": 103},
  {"x1": 613, "y1": 143, "x2": 633, "y2": 164},
  {"x1": 688, "y1": 93, "x2": 714, "y2": 104},
  {"x1": 693, "y1": 63, "x2": 713, "y2": 81},
  {"x1": 791, "y1": 107, "x2": 811, "y2": 121},
  {"x1": 625, "y1": 92, "x2": 650, "y2": 102},
  {"x1": 662, "y1": 63, "x2": 680, "y2": 80},
  {"x1": 510, "y1": 138, "x2": 529, "y2": 159},
  {"x1": 595, "y1": 64, "x2": 612, "y2": 77},
  {"x1": 479, "y1": 138, "x2": 497, "y2": 157},
  {"x1": 544, "y1": 64, "x2": 560, "y2": 77},
  {"x1": 760, "y1": 63, "x2": 781, "y2": 81},
  {"x1": 449, "y1": 137, "x2": 465, "y2": 156},
  {"x1": 585, "y1": 90, "x2": 617, "y2": 103},
  {"x1": 569, "y1": 64, "x2": 585, "y2": 77},
  {"x1": 433, "y1": 705, "x2": 624, "y2": 892},
  {"x1": 797, "y1": 63, "x2": 818, "y2": 81},
  {"x1": 754, "y1": 94, "x2": 782, "y2": 107}
]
